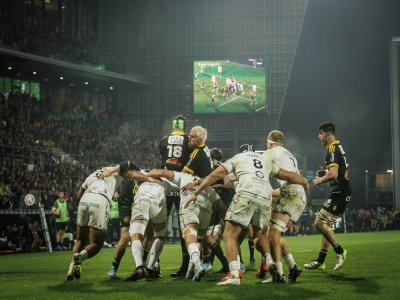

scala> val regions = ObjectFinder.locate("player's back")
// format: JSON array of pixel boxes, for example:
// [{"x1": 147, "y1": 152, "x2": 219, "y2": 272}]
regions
[
  {"x1": 159, "y1": 131, "x2": 190, "y2": 171},
  {"x1": 264, "y1": 146, "x2": 299, "y2": 173},
  {"x1": 223, "y1": 152, "x2": 278, "y2": 198}
]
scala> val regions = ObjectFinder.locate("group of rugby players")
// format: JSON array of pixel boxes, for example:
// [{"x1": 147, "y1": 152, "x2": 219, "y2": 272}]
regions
[{"x1": 65, "y1": 116, "x2": 351, "y2": 286}]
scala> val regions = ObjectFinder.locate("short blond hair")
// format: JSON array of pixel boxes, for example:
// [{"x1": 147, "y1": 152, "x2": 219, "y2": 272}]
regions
[{"x1": 190, "y1": 126, "x2": 208, "y2": 142}]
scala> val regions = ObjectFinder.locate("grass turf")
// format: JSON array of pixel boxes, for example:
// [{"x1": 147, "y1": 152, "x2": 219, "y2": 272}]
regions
[{"x1": 0, "y1": 230, "x2": 399, "y2": 300}]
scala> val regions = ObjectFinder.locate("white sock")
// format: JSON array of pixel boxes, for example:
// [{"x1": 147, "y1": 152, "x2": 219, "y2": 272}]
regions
[
  {"x1": 284, "y1": 253, "x2": 296, "y2": 269},
  {"x1": 229, "y1": 260, "x2": 239, "y2": 278},
  {"x1": 79, "y1": 250, "x2": 88, "y2": 262},
  {"x1": 69, "y1": 262, "x2": 74, "y2": 270},
  {"x1": 276, "y1": 261, "x2": 284, "y2": 276},
  {"x1": 265, "y1": 252, "x2": 274, "y2": 268},
  {"x1": 147, "y1": 238, "x2": 164, "y2": 269},
  {"x1": 131, "y1": 240, "x2": 144, "y2": 267},
  {"x1": 187, "y1": 243, "x2": 201, "y2": 271}
]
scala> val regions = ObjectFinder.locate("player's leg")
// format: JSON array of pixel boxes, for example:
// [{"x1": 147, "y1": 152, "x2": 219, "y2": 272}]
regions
[
  {"x1": 217, "y1": 220, "x2": 242, "y2": 285},
  {"x1": 269, "y1": 211, "x2": 291, "y2": 279},
  {"x1": 65, "y1": 225, "x2": 88, "y2": 281},
  {"x1": 107, "y1": 226, "x2": 130, "y2": 278},
  {"x1": 125, "y1": 219, "x2": 148, "y2": 281}
]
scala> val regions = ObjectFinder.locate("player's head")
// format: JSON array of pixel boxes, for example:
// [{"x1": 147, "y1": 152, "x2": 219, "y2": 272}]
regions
[
  {"x1": 58, "y1": 191, "x2": 64, "y2": 199},
  {"x1": 266, "y1": 130, "x2": 284, "y2": 149},
  {"x1": 239, "y1": 143, "x2": 254, "y2": 153},
  {"x1": 211, "y1": 148, "x2": 223, "y2": 162},
  {"x1": 172, "y1": 114, "x2": 186, "y2": 131},
  {"x1": 189, "y1": 126, "x2": 207, "y2": 147},
  {"x1": 318, "y1": 122, "x2": 336, "y2": 146}
]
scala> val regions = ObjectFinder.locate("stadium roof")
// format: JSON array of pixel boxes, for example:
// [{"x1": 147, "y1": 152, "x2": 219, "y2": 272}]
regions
[{"x1": 0, "y1": 48, "x2": 149, "y2": 91}]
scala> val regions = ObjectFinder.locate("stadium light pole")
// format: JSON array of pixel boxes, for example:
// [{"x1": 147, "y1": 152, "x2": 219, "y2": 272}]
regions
[{"x1": 365, "y1": 170, "x2": 368, "y2": 208}]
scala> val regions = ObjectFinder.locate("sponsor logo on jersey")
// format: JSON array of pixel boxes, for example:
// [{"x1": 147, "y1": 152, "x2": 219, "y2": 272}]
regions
[{"x1": 168, "y1": 135, "x2": 184, "y2": 145}]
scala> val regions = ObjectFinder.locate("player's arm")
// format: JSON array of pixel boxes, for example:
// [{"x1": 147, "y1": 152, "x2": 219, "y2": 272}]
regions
[
  {"x1": 313, "y1": 166, "x2": 338, "y2": 187},
  {"x1": 147, "y1": 169, "x2": 174, "y2": 181},
  {"x1": 76, "y1": 186, "x2": 85, "y2": 201},
  {"x1": 276, "y1": 168, "x2": 309, "y2": 193},
  {"x1": 51, "y1": 201, "x2": 60, "y2": 216},
  {"x1": 183, "y1": 165, "x2": 228, "y2": 208}
]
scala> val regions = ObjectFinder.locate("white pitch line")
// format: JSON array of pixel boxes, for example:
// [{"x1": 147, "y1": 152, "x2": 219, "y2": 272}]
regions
[
  {"x1": 256, "y1": 106, "x2": 266, "y2": 112},
  {"x1": 219, "y1": 96, "x2": 239, "y2": 107}
]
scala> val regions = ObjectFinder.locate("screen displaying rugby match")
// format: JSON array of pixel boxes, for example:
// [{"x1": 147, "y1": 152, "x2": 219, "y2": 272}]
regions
[{"x1": 193, "y1": 58, "x2": 267, "y2": 113}]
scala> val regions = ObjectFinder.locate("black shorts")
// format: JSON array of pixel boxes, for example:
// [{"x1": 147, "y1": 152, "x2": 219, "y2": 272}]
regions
[
  {"x1": 323, "y1": 192, "x2": 351, "y2": 216},
  {"x1": 119, "y1": 204, "x2": 132, "y2": 228},
  {"x1": 55, "y1": 222, "x2": 67, "y2": 231},
  {"x1": 166, "y1": 194, "x2": 180, "y2": 215}
]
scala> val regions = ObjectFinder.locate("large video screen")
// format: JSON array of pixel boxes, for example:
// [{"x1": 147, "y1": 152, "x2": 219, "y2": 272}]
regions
[{"x1": 193, "y1": 58, "x2": 266, "y2": 113}]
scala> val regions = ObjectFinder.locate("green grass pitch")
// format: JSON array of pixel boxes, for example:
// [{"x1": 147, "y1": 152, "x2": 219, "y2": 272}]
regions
[
  {"x1": 1, "y1": 231, "x2": 399, "y2": 299},
  {"x1": 193, "y1": 60, "x2": 267, "y2": 113}
]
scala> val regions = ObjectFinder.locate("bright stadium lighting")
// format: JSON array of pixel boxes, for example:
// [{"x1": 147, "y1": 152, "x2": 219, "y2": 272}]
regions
[
  {"x1": 59, "y1": 76, "x2": 64, "y2": 80},
  {"x1": 85, "y1": 81, "x2": 89, "y2": 85},
  {"x1": 109, "y1": 86, "x2": 114, "y2": 90}
]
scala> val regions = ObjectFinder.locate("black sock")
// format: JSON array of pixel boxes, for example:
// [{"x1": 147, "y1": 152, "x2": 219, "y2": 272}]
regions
[
  {"x1": 143, "y1": 249, "x2": 149, "y2": 262},
  {"x1": 334, "y1": 244, "x2": 344, "y2": 255},
  {"x1": 248, "y1": 239, "x2": 255, "y2": 261},
  {"x1": 317, "y1": 249, "x2": 328, "y2": 263},
  {"x1": 211, "y1": 243, "x2": 229, "y2": 272},
  {"x1": 112, "y1": 257, "x2": 120, "y2": 269},
  {"x1": 180, "y1": 237, "x2": 189, "y2": 271},
  {"x1": 209, "y1": 253, "x2": 215, "y2": 265}
]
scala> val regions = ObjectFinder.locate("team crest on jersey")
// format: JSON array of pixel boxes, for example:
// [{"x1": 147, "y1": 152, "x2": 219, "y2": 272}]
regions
[{"x1": 168, "y1": 135, "x2": 184, "y2": 145}]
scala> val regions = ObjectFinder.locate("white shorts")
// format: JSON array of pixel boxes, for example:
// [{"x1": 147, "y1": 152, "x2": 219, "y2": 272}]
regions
[
  {"x1": 206, "y1": 223, "x2": 222, "y2": 236},
  {"x1": 179, "y1": 192, "x2": 212, "y2": 238},
  {"x1": 225, "y1": 192, "x2": 272, "y2": 230},
  {"x1": 273, "y1": 184, "x2": 307, "y2": 223},
  {"x1": 77, "y1": 193, "x2": 110, "y2": 232},
  {"x1": 130, "y1": 195, "x2": 167, "y2": 227}
]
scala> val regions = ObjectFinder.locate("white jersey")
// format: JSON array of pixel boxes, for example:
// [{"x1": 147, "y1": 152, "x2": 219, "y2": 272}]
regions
[
  {"x1": 222, "y1": 152, "x2": 280, "y2": 199},
  {"x1": 263, "y1": 146, "x2": 299, "y2": 187},
  {"x1": 82, "y1": 170, "x2": 122, "y2": 202},
  {"x1": 136, "y1": 179, "x2": 178, "y2": 203},
  {"x1": 171, "y1": 171, "x2": 221, "y2": 207}
]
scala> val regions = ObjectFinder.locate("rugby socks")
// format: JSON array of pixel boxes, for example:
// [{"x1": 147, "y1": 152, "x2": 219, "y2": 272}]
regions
[
  {"x1": 112, "y1": 257, "x2": 120, "y2": 269},
  {"x1": 187, "y1": 243, "x2": 201, "y2": 271},
  {"x1": 131, "y1": 240, "x2": 144, "y2": 267},
  {"x1": 79, "y1": 250, "x2": 88, "y2": 262},
  {"x1": 317, "y1": 249, "x2": 328, "y2": 263},
  {"x1": 229, "y1": 258, "x2": 240, "y2": 278},
  {"x1": 143, "y1": 249, "x2": 149, "y2": 262},
  {"x1": 180, "y1": 237, "x2": 189, "y2": 272},
  {"x1": 333, "y1": 244, "x2": 344, "y2": 255},
  {"x1": 211, "y1": 243, "x2": 229, "y2": 272},
  {"x1": 276, "y1": 261, "x2": 284, "y2": 276},
  {"x1": 265, "y1": 252, "x2": 274, "y2": 268},
  {"x1": 148, "y1": 238, "x2": 164, "y2": 270},
  {"x1": 284, "y1": 253, "x2": 296, "y2": 270},
  {"x1": 248, "y1": 239, "x2": 255, "y2": 261}
]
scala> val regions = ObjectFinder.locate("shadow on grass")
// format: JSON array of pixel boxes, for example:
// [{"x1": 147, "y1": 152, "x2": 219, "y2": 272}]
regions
[
  {"x1": 48, "y1": 274, "x2": 325, "y2": 300},
  {"x1": 324, "y1": 273, "x2": 381, "y2": 295}
]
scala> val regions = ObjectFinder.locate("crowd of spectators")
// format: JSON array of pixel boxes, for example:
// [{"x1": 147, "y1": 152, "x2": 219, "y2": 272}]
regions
[
  {"x1": 0, "y1": 0, "x2": 128, "y2": 73},
  {"x1": 345, "y1": 207, "x2": 400, "y2": 232}
]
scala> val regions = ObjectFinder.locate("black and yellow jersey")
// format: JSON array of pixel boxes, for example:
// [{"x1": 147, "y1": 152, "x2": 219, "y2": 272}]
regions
[
  {"x1": 118, "y1": 179, "x2": 138, "y2": 207},
  {"x1": 159, "y1": 130, "x2": 190, "y2": 171},
  {"x1": 325, "y1": 140, "x2": 351, "y2": 194},
  {"x1": 184, "y1": 144, "x2": 213, "y2": 178}
]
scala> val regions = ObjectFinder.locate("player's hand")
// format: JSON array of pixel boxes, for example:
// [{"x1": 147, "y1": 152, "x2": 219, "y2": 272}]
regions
[
  {"x1": 180, "y1": 182, "x2": 196, "y2": 194},
  {"x1": 183, "y1": 194, "x2": 197, "y2": 209},
  {"x1": 304, "y1": 180, "x2": 310, "y2": 193},
  {"x1": 312, "y1": 176, "x2": 322, "y2": 188},
  {"x1": 212, "y1": 183, "x2": 222, "y2": 189}
]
